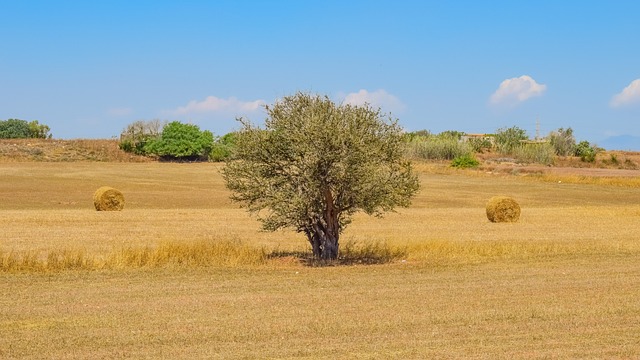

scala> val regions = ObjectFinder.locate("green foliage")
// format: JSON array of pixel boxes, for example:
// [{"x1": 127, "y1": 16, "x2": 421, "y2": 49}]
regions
[
  {"x1": 222, "y1": 92, "x2": 419, "y2": 260},
  {"x1": 209, "y1": 132, "x2": 237, "y2": 162},
  {"x1": 451, "y1": 154, "x2": 480, "y2": 168},
  {"x1": 512, "y1": 143, "x2": 556, "y2": 165},
  {"x1": 574, "y1": 141, "x2": 598, "y2": 162},
  {"x1": 467, "y1": 137, "x2": 493, "y2": 153},
  {"x1": 27, "y1": 121, "x2": 52, "y2": 139},
  {"x1": 145, "y1": 121, "x2": 214, "y2": 161},
  {"x1": 403, "y1": 129, "x2": 431, "y2": 142},
  {"x1": 0, "y1": 119, "x2": 51, "y2": 139},
  {"x1": 494, "y1": 126, "x2": 529, "y2": 154},
  {"x1": 0, "y1": 119, "x2": 30, "y2": 138},
  {"x1": 548, "y1": 127, "x2": 576, "y2": 156},
  {"x1": 405, "y1": 134, "x2": 473, "y2": 160},
  {"x1": 119, "y1": 119, "x2": 166, "y2": 155},
  {"x1": 437, "y1": 130, "x2": 465, "y2": 140}
]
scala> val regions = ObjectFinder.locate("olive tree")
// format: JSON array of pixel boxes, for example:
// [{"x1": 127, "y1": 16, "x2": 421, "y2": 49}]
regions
[{"x1": 222, "y1": 93, "x2": 420, "y2": 260}]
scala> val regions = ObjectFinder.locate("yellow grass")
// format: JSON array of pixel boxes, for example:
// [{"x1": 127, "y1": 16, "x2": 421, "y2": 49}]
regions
[
  {"x1": 531, "y1": 172, "x2": 640, "y2": 187},
  {"x1": 1, "y1": 161, "x2": 640, "y2": 358}
]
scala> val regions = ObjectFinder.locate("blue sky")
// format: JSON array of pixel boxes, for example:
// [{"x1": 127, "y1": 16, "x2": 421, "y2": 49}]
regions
[{"x1": 1, "y1": 1, "x2": 639, "y2": 149}]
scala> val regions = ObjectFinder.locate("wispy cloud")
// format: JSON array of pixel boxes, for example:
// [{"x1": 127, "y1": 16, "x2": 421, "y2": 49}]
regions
[
  {"x1": 610, "y1": 79, "x2": 640, "y2": 108},
  {"x1": 169, "y1": 96, "x2": 267, "y2": 116},
  {"x1": 490, "y1": 75, "x2": 546, "y2": 107},
  {"x1": 341, "y1": 89, "x2": 406, "y2": 113}
]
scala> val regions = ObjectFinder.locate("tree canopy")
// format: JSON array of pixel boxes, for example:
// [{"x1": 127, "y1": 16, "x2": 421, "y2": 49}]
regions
[
  {"x1": 143, "y1": 121, "x2": 214, "y2": 161},
  {"x1": 222, "y1": 93, "x2": 420, "y2": 260},
  {"x1": 0, "y1": 119, "x2": 51, "y2": 139}
]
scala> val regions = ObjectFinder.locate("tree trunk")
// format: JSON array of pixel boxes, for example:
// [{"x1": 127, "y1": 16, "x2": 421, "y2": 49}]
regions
[
  {"x1": 308, "y1": 223, "x2": 339, "y2": 260},
  {"x1": 320, "y1": 232, "x2": 339, "y2": 260},
  {"x1": 304, "y1": 188, "x2": 341, "y2": 260},
  {"x1": 306, "y1": 229, "x2": 322, "y2": 258},
  {"x1": 322, "y1": 188, "x2": 340, "y2": 260}
]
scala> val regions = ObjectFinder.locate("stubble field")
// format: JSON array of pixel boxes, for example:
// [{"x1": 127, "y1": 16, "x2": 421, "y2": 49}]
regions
[{"x1": 1, "y1": 161, "x2": 640, "y2": 359}]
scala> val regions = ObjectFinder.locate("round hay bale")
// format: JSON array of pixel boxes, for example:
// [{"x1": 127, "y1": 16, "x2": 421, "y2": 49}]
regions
[
  {"x1": 486, "y1": 196, "x2": 520, "y2": 223},
  {"x1": 93, "y1": 186, "x2": 125, "y2": 211}
]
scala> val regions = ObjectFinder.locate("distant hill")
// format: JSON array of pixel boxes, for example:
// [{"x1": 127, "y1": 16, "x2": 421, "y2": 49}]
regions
[{"x1": 598, "y1": 135, "x2": 640, "y2": 151}]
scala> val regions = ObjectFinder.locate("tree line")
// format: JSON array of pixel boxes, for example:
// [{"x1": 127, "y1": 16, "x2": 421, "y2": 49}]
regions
[
  {"x1": 118, "y1": 119, "x2": 602, "y2": 165},
  {"x1": 0, "y1": 119, "x2": 52, "y2": 139},
  {"x1": 118, "y1": 120, "x2": 235, "y2": 161},
  {"x1": 403, "y1": 126, "x2": 601, "y2": 167}
]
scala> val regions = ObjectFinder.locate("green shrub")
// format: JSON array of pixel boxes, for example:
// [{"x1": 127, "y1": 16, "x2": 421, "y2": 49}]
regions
[
  {"x1": 575, "y1": 141, "x2": 598, "y2": 162},
  {"x1": 144, "y1": 121, "x2": 214, "y2": 161},
  {"x1": 512, "y1": 142, "x2": 555, "y2": 165},
  {"x1": 119, "y1": 120, "x2": 166, "y2": 155},
  {"x1": 437, "y1": 130, "x2": 465, "y2": 140},
  {"x1": 468, "y1": 137, "x2": 493, "y2": 153},
  {"x1": 0, "y1": 119, "x2": 52, "y2": 139},
  {"x1": 451, "y1": 154, "x2": 480, "y2": 168},
  {"x1": 548, "y1": 127, "x2": 575, "y2": 156},
  {"x1": 209, "y1": 132, "x2": 237, "y2": 162},
  {"x1": 494, "y1": 126, "x2": 528, "y2": 155},
  {"x1": 405, "y1": 135, "x2": 473, "y2": 160},
  {"x1": 0, "y1": 119, "x2": 30, "y2": 138},
  {"x1": 403, "y1": 130, "x2": 431, "y2": 142}
]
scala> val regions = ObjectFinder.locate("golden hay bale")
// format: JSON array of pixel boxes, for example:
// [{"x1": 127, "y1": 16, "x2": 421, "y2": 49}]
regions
[
  {"x1": 486, "y1": 196, "x2": 520, "y2": 223},
  {"x1": 93, "y1": 186, "x2": 125, "y2": 211}
]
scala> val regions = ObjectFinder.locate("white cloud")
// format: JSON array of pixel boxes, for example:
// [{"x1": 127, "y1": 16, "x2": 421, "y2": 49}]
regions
[
  {"x1": 342, "y1": 89, "x2": 406, "y2": 113},
  {"x1": 170, "y1": 96, "x2": 267, "y2": 116},
  {"x1": 610, "y1": 79, "x2": 640, "y2": 108},
  {"x1": 490, "y1": 75, "x2": 547, "y2": 106}
]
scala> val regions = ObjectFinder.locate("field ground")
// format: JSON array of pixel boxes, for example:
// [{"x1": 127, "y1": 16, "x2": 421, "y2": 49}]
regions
[{"x1": 1, "y1": 161, "x2": 640, "y2": 358}]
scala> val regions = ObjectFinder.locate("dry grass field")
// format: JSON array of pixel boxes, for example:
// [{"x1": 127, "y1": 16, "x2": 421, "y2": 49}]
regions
[{"x1": 1, "y1": 158, "x2": 640, "y2": 359}]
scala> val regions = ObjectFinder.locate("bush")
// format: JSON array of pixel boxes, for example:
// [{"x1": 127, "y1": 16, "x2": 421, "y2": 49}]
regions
[
  {"x1": 405, "y1": 135, "x2": 473, "y2": 160},
  {"x1": 575, "y1": 141, "x2": 598, "y2": 162},
  {"x1": 0, "y1": 119, "x2": 51, "y2": 139},
  {"x1": 437, "y1": 130, "x2": 465, "y2": 140},
  {"x1": 403, "y1": 129, "x2": 431, "y2": 142},
  {"x1": 144, "y1": 121, "x2": 214, "y2": 161},
  {"x1": 512, "y1": 143, "x2": 555, "y2": 165},
  {"x1": 548, "y1": 127, "x2": 576, "y2": 156},
  {"x1": 119, "y1": 120, "x2": 166, "y2": 155},
  {"x1": 209, "y1": 132, "x2": 237, "y2": 162},
  {"x1": 451, "y1": 154, "x2": 480, "y2": 168},
  {"x1": 494, "y1": 126, "x2": 528, "y2": 155},
  {"x1": 468, "y1": 137, "x2": 493, "y2": 153}
]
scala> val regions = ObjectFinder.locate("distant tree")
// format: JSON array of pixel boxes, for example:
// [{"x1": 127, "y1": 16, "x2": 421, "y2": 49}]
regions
[
  {"x1": 0, "y1": 119, "x2": 51, "y2": 139},
  {"x1": 494, "y1": 126, "x2": 528, "y2": 154},
  {"x1": 222, "y1": 93, "x2": 420, "y2": 260},
  {"x1": 144, "y1": 121, "x2": 214, "y2": 161},
  {"x1": 548, "y1": 127, "x2": 576, "y2": 156},
  {"x1": 209, "y1": 132, "x2": 237, "y2": 162},
  {"x1": 119, "y1": 119, "x2": 167, "y2": 155},
  {"x1": 27, "y1": 120, "x2": 52, "y2": 139},
  {"x1": 0, "y1": 119, "x2": 30, "y2": 138}
]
